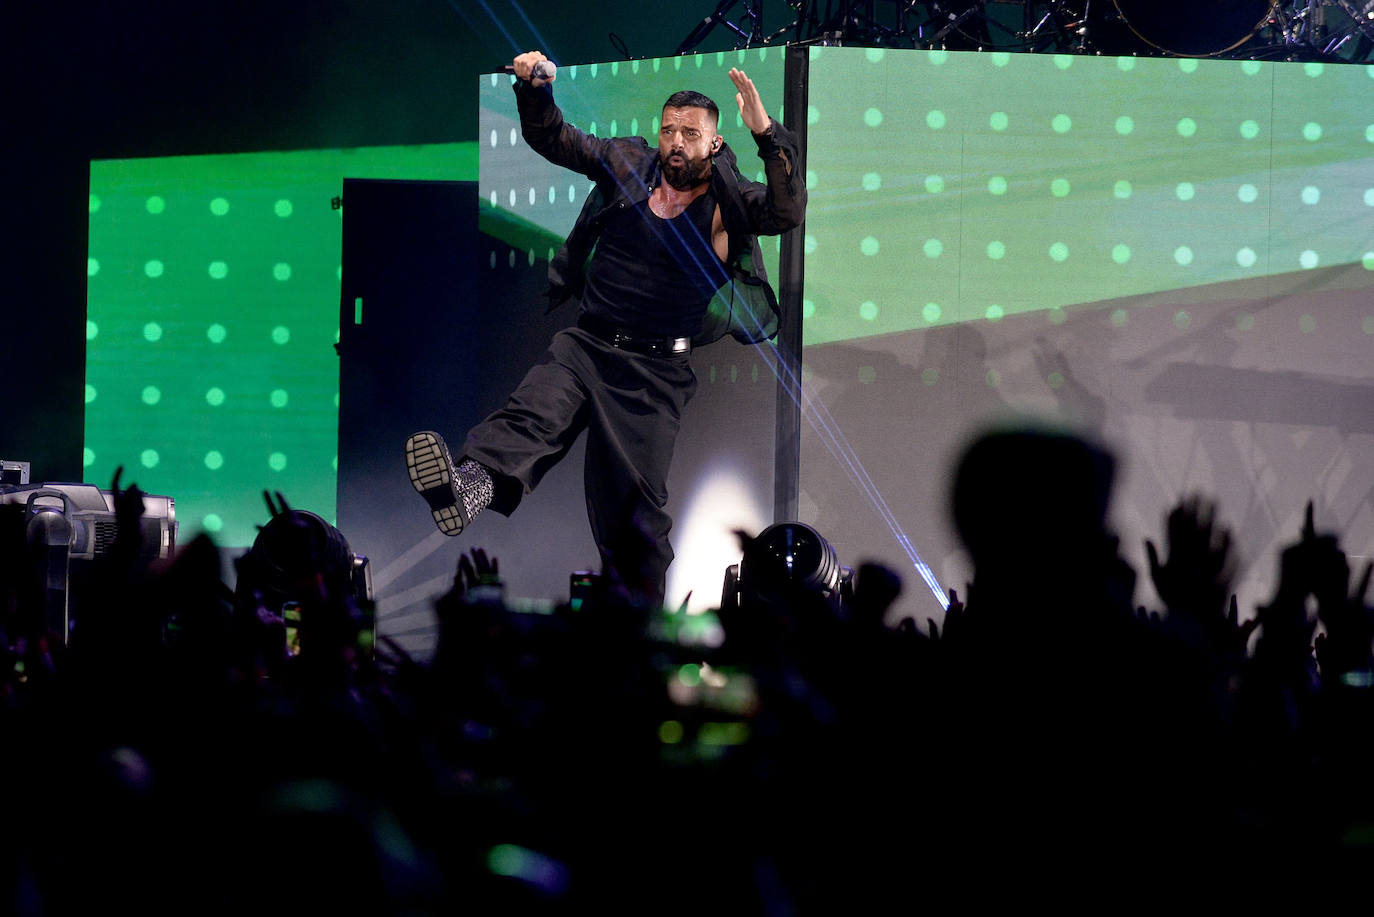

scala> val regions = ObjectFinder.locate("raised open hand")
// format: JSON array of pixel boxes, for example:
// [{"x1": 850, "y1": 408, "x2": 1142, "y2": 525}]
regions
[
  {"x1": 455, "y1": 547, "x2": 502, "y2": 599},
  {"x1": 729, "y1": 68, "x2": 770, "y2": 135},
  {"x1": 1145, "y1": 496, "x2": 1234, "y2": 620}
]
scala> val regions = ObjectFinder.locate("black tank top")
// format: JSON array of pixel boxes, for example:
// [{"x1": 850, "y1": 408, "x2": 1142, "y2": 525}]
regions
[{"x1": 581, "y1": 189, "x2": 727, "y2": 338}]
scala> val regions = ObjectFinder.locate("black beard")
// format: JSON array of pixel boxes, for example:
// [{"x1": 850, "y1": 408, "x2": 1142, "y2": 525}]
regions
[{"x1": 661, "y1": 154, "x2": 710, "y2": 191}]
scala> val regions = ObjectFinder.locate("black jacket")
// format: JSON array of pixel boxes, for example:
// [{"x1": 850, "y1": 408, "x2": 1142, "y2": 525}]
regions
[{"x1": 514, "y1": 78, "x2": 806, "y2": 345}]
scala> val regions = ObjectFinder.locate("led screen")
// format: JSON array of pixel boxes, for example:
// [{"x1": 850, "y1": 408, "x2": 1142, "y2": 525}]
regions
[{"x1": 86, "y1": 144, "x2": 477, "y2": 548}]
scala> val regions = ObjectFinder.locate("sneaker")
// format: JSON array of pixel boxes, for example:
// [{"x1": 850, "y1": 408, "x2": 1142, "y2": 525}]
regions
[{"x1": 405, "y1": 431, "x2": 492, "y2": 536}]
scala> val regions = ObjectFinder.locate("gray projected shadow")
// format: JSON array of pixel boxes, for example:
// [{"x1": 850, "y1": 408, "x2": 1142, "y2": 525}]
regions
[{"x1": 800, "y1": 264, "x2": 1374, "y2": 629}]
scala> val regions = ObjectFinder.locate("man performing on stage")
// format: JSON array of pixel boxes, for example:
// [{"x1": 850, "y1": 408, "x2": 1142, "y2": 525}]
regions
[{"x1": 405, "y1": 50, "x2": 806, "y2": 605}]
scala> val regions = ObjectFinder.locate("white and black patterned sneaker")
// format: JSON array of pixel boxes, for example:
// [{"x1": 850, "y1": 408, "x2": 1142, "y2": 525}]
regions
[{"x1": 404, "y1": 431, "x2": 493, "y2": 536}]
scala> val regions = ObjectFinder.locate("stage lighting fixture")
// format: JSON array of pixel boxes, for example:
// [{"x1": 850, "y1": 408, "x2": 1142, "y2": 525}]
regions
[
  {"x1": 0, "y1": 481, "x2": 177, "y2": 641},
  {"x1": 233, "y1": 509, "x2": 373, "y2": 654},
  {"x1": 721, "y1": 522, "x2": 853, "y2": 614},
  {"x1": 1, "y1": 460, "x2": 30, "y2": 487}
]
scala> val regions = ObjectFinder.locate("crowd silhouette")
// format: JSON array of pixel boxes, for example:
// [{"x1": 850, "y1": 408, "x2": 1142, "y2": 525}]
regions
[{"x1": 2, "y1": 425, "x2": 1371, "y2": 913}]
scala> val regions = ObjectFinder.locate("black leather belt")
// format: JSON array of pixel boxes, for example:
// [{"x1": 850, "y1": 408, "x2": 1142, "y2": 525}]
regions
[{"x1": 578, "y1": 313, "x2": 691, "y2": 357}]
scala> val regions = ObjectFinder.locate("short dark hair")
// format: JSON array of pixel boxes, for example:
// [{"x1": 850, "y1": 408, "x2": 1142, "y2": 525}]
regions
[{"x1": 662, "y1": 90, "x2": 719, "y2": 126}]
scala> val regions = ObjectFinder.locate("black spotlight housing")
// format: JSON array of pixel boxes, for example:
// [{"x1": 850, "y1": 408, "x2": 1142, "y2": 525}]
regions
[
  {"x1": 233, "y1": 509, "x2": 373, "y2": 655},
  {"x1": 722, "y1": 522, "x2": 853, "y2": 615}
]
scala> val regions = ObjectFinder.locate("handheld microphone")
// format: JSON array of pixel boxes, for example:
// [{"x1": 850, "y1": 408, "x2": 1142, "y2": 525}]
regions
[{"x1": 502, "y1": 60, "x2": 557, "y2": 82}]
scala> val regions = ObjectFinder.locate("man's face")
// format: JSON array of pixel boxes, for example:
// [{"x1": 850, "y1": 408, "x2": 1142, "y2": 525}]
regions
[{"x1": 659, "y1": 105, "x2": 719, "y2": 190}]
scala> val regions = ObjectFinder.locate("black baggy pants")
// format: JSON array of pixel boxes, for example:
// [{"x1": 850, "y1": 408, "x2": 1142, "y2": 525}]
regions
[{"x1": 461, "y1": 326, "x2": 697, "y2": 605}]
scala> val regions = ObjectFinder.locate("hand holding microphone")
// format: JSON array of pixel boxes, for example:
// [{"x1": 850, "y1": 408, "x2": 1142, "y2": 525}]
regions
[{"x1": 508, "y1": 52, "x2": 557, "y2": 87}]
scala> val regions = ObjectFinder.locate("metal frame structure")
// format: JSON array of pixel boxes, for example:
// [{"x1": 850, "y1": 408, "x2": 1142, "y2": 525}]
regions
[{"x1": 676, "y1": 0, "x2": 1374, "y2": 62}]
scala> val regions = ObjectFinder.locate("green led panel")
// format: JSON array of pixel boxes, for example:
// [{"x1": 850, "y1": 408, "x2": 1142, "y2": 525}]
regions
[
  {"x1": 87, "y1": 143, "x2": 478, "y2": 547},
  {"x1": 801, "y1": 49, "x2": 1374, "y2": 345}
]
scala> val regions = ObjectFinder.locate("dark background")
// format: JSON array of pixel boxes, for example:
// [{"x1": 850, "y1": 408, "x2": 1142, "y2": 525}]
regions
[{"x1": 2, "y1": 0, "x2": 797, "y2": 481}]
